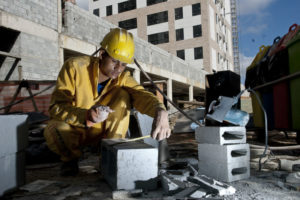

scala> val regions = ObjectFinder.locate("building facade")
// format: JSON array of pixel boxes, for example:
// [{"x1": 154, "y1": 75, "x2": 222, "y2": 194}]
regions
[
  {"x1": 0, "y1": 0, "x2": 209, "y2": 113},
  {"x1": 89, "y1": 0, "x2": 235, "y2": 73}
]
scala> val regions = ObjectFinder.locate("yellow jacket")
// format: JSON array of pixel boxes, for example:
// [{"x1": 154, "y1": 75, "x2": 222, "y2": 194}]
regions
[{"x1": 49, "y1": 56, "x2": 165, "y2": 128}]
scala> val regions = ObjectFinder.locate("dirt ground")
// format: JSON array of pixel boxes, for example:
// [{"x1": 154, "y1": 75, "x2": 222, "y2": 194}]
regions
[{"x1": 2, "y1": 132, "x2": 300, "y2": 200}]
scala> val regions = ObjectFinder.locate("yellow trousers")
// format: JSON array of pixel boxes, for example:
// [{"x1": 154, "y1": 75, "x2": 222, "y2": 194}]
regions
[{"x1": 44, "y1": 87, "x2": 131, "y2": 161}]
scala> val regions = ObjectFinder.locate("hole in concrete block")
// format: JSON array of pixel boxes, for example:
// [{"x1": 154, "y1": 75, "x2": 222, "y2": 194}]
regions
[
  {"x1": 231, "y1": 149, "x2": 247, "y2": 157},
  {"x1": 231, "y1": 167, "x2": 247, "y2": 175},
  {"x1": 222, "y1": 131, "x2": 244, "y2": 140}
]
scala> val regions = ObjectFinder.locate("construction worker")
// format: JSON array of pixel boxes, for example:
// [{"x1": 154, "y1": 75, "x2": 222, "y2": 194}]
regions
[{"x1": 44, "y1": 28, "x2": 171, "y2": 176}]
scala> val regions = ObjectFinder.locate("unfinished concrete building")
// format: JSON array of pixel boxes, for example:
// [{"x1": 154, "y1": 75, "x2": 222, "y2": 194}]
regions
[
  {"x1": 0, "y1": 0, "x2": 213, "y2": 114},
  {"x1": 89, "y1": 0, "x2": 235, "y2": 74}
]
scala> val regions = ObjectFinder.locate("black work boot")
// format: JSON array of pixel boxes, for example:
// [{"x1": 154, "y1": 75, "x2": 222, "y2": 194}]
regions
[{"x1": 60, "y1": 160, "x2": 79, "y2": 176}]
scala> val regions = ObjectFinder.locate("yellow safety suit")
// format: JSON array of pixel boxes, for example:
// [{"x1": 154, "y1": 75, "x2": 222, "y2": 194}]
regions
[{"x1": 44, "y1": 56, "x2": 165, "y2": 161}]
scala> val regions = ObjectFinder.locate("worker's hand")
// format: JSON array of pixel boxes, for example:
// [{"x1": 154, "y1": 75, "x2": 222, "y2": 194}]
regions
[
  {"x1": 86, "y1": 105, "x2": 114, "y2": 127},
  {"x1": 151, "y1": 108, "x2": 171, "y2": 141}
]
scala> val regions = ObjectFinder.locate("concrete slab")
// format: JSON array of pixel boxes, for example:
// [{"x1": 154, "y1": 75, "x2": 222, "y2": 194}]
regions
[
  {"x1": 0, "y1": 151, "x2": 25, "y2": 196},
  {"x1": 195, "y1": 126, "x2": 246, "y2": 145},
  {"x1": 101, "y1": 139, "x2": 158, "y2": 190},
  {"x1": 0, "y1": 114, "x2": 28, "y2": 157}
]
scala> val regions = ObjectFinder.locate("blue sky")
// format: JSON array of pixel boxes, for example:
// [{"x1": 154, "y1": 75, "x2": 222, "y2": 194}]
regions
[
  {"x1": 76, "y1": 0, "x2": 299, "y2": 84},
  {"x1": 238, "y1": 0, "x2": 300, "y2": 83}
]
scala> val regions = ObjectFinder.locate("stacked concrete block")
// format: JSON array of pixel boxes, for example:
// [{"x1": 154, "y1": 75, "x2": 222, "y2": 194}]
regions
[
  {"x1": 195, "y1": 126, "x2": 250, "y2": 182},
  {"x1": 0, "y1": 115, "x2": 28, "y2": 196},
  {"x1": 101, "y1": 139, "x2": 158, "y2": 190}
]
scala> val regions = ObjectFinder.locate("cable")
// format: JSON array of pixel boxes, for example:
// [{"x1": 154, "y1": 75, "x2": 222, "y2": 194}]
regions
[
  {"x1": 248, "y1": 88, "x2": 269, "y2": 171},
  {"x1": 134, "y1": 59, "x2": 203, "y2": 127}
]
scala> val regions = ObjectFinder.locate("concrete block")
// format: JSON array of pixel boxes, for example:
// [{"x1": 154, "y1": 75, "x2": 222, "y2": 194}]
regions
[
  {"x1": 195, "y1": 126, "x2": 246, "y2": 145},
  {"x1": 198, "y1": 158, "x2": 250, "y2": 182},
  {"x1": 198, "y1": 143, "x2": 249, "y2": 164},
  {"x1": 0, "y1": 115, "x2": 28, "y2": 157},
  {"x1": 198, "y1": 143, "x2": 249, "y2": 182},
  {"x1": 188, "y1": 175, "x2": 236, "y2": 196},
  {"x1": 101, "y1": 139, "x2": 158, "y2": 190},
  {"x1": 0, "y1": 151, "x2": 25, "y2": 196}
]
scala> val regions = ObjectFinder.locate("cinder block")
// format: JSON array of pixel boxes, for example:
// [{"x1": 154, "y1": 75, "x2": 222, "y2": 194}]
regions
[
  {"x1": 0, "y1": 151, "x2": 25, "y2": 196},
  {"x1": 101, "y1": 139, "x2": 158, "y2": 190},
  {"x1": 195, "y1": 126, "x2": 246, "y2": 145},
  {"x1": 198, "y1": 159, "x2": 250, "y2": 182},
  {"x1": 0, "y1": 115, "x2": 28, "y2": 157},
  {"x1": 198, "y1": 143, "x2": 250, "y2": 164},
  {"x1": 198, "y1": 143, "x2": 250, "y2": 182}
]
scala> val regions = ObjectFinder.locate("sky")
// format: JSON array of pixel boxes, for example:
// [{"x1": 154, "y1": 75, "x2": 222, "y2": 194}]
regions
[
  {"x1": 238, "y1": 0, "x2": 300, "y2": 84},
  {"x1": 76, "y1": 0, "x2": 300, "y2": 84}
]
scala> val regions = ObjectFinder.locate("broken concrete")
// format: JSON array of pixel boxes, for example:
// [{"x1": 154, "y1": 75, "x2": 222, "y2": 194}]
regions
[
  {"x1": 160, "y1": 173, "x2": 186, "y2": 195},
  {"x1": 172, "y1": 186, "x2": 200, "y2": 199},
  {"x1": 189, "y1": 188, "x2": 207, "y2": 198},
  {"x1": 112, "y1": 189, "x2": 143, "y2": 199},
  {"x1": 286, "y1": 172, "x2": 300, "y2": 184},
  {"x1": 101, "y1": 139, "x2": 158, "y2": 190},
  {"x1": 188, "y1": 175, "x2": 236, "y2": 196},
  {"x1": 19, "y1": 180, "x2": 56, "y2": 192},
  {"x1": 195, "y1": 126, "x2": 246, "y2": 145}
]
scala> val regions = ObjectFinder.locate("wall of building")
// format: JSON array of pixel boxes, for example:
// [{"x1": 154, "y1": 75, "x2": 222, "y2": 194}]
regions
[
  {"x1": 0, "y1": 0, "x2": 60, "y2": 80},
  {"x1": 64, "y1": 2, "x2": 205, "y2": 88},
  {"x1": 0, "y1": 0, "x2": 58, "y2": 30}
]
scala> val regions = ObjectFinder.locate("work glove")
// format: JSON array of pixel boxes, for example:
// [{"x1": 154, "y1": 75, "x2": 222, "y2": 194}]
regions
[
  {"x1": 86, "y1": 105, "x2": 114, "y2": 127},
  {"x1": 151, "y1": 108, "x2": 171, "y2": 141}
]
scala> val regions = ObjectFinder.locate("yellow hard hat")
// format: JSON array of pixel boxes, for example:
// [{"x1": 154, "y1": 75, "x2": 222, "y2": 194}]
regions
[{"x1": 100, "y1": 28, "x2": 135, "y2": 64}]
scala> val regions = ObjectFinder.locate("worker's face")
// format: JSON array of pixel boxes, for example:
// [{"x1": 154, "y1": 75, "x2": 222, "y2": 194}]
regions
[{"x1": 99, "y1": 51, "x2": 127, "y2": 79}]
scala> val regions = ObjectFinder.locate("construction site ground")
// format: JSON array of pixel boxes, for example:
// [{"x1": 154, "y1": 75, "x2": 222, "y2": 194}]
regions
[{"x1": 2, "y1": 131, "x2": 300, "y2": 200}]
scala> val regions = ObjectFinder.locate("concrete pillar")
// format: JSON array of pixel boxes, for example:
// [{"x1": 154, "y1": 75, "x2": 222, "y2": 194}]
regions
[
  {"x1": 167, "y1": 78, "x2": 172, "y2": 109},
  {"x1": 189, "y1": 85, "x2": 194, "y2": 102},
  {"x1": 133, "y1": 68, "x2": 140, "y2": 84}
]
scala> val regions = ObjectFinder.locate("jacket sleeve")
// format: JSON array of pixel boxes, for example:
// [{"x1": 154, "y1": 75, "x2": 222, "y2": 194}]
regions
[
  {"x1": 48, "y1": 59, "x2": 88, "y2": 127},
  {"x1": 122, "y1": 72, "x2": 166, "y2": 118}
]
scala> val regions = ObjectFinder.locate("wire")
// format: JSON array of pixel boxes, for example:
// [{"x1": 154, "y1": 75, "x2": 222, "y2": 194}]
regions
[
  {"x1": 134, "y1": 59, "x2": 203, "y2": 127},
  {"x1": 248, "y1": 88, "x2": 269, "y2": 171}
]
